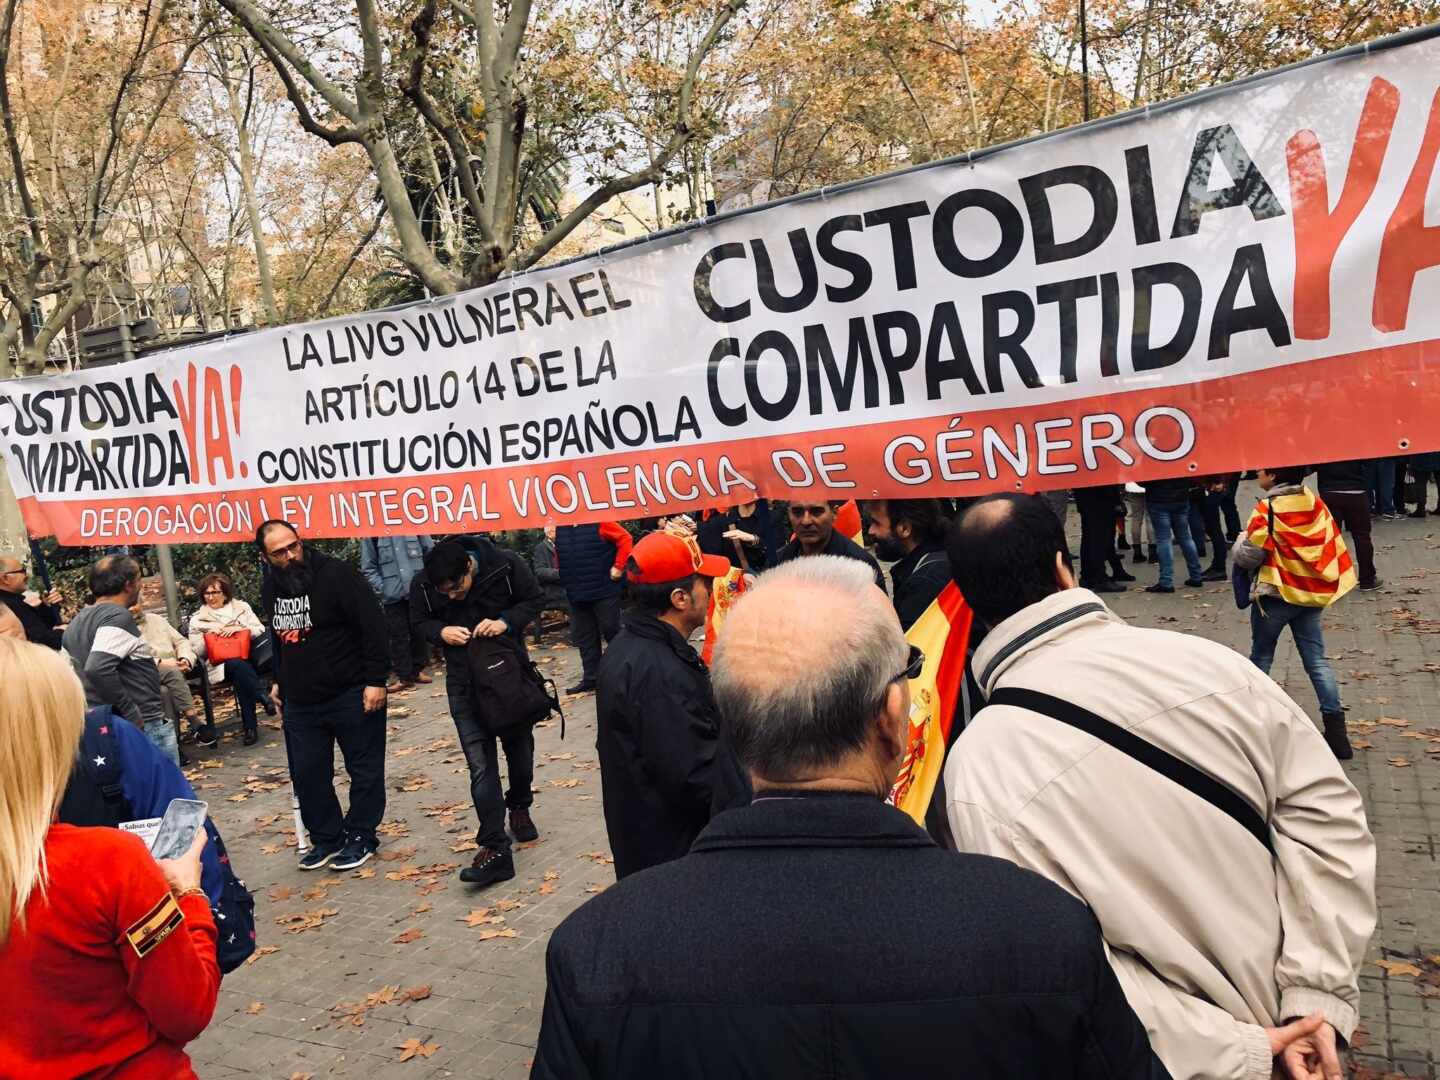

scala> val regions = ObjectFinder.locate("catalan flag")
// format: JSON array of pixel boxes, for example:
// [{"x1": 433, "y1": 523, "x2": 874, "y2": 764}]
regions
[
  {"x1": 890, "y1": 581, "x2": 973, "y2": 827},
  {"x1": 1247, "y1": 487, "x2": 1357, "y2": 607}
]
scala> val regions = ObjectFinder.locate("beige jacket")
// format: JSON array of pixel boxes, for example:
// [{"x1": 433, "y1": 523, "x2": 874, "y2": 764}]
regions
[
  {"x1": 944, "y1": 589, "x2": 1376, "y2": 1080},
  {"x1": 188, "y1": 599, "x2": 265, "y2": 680},
  {"x1": 135, "y1": 611, "x2": 196, "y2": 665}
]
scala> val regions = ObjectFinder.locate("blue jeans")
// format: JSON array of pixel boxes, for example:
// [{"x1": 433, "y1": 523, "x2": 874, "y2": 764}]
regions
[
  {"x1": 1148, "y1": 500, "x2": 1202, "y2": 587},
  {"x1": 1366, "y1": 458, "x2": 1397, "y2": 515},
  {"x1": 142, "y1": 716, "x2": 179, "y2": 764},
  {"x1": 1249, "y1": 598, "x2": 1342, "y2": 715}
]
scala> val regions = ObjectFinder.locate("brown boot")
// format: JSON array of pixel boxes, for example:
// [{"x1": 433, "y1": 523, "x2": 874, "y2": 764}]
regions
[{"x1": 509, "y1": 808, "x2": 539, "y2": 843}]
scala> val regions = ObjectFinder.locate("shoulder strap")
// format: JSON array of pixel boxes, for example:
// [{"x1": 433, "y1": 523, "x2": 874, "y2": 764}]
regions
[
  {"x1": 986, "y1": 686, "x2": 1273, "y2": 856},
  {"x1": 84, "y1": 708, "x2": 131, "y2": 820}
]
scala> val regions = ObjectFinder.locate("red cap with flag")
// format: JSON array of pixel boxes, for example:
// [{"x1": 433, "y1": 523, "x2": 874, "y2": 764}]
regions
[{"x1": 627, "y1": 531, "x2": 730, "y2": 584}]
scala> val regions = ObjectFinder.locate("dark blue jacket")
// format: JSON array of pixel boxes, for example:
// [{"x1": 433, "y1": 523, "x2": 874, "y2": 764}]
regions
[
  {"x1": 533, "y1": 792, "x2": 1169, "y2": 1079},
  {"x1": 58, "y1": 709, "x2": 224, "y2": 905},
  {"x1": 555, "y1": 524, "x2": 623, "y2": 603}
]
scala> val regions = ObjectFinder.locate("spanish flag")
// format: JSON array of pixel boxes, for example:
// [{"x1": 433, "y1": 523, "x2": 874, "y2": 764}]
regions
[
  {"x1": 701, "y1": 566, "x2": 747, "y2": 667},
  {"x1": 890, "y1": 582, "x2": 973, "y2": 827},
  {"x1": 1247, "y1": 488, "x2": 1357, "y2": 607}
]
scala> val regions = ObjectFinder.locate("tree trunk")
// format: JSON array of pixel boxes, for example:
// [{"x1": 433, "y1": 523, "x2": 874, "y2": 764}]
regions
[{"x1": 218, "y1": 45, "x2": 280, "y2": 324}]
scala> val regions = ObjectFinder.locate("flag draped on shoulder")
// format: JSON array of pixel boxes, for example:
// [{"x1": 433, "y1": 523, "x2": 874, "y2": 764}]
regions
[
  {"x1": 890, "y1": 581, "x2": 973, "y2": 826},
  {"x1": 1247, "y1": 488, "x2": 1356, "y2": 607},
  {"x1": 701, "y1": 566, "x2": 747, "y2": 667}
]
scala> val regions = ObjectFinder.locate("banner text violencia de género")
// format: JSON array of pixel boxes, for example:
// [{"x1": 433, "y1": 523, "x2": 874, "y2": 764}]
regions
[{"x1": 4, "y1": 31, "x2": 1440, "y2": 543}]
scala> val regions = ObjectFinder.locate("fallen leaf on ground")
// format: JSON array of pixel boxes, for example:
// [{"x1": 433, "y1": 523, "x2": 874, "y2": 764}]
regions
[
  {"x1": 586, "y1": 884, "x2": 608, "y2": 894},
  {"x1": 1388, "y1": 757, "x2": 1412, "y2": 768},
  {"x1": 268, "y1": 886, "x2": 296, "y2": 901},
  {"x1": 543, "y1": 870, "x2": 559, "y2": 881},
  {"x1": 1352, "y1": 740, "x2": 1374, "y2": 750},
  {"x1": 245, "y1": 945, "x2": 280, "y2": 965},
  {"x1": 398, "y1": 985, "x2": 432, "y2": 1002},
  {"x1": 260, "y1": 843, "x2": 281, "y2": 855},
  {"x1": 355, "y1": 866, "x2": 376, "y2": 879},
  {"x1": 548, "y1": 778, "x2": 582, "y2": 788},
  {"x1": 377, "y1": 845, "x2": 418, "y2": 862},
  {"x1": 412, "y1": 901, "x2": 432, "y2": 915},
  {"x1": 1373, "y1": 959, "x2": 1422, "y2": 977},
  {"x1": 227, "y1": 793, "x2": 249, "y2": 802},
  {"x1": 538, "y1": 882, "x2": 556, "y2": 895},
  {"x1": 1378, "y1": 717, "x2": 1411, "y2": 727},
  {"x1": 290, "y1": 1073, "x2": 314, "y2": 1080},
  {"x1": 578, "y1": 851, "x2": 614, "y2": 865},
  {"x1": 393, "y1": 928, "x2": 425, "y2": 944},
  {"x1": 397, "y1": 1038, "x2": 439, "y2": 1061},
  {"x1": 478, "y1": 928, "x2": 518, "y2": 941},
  {"x1": 462, "y1": 907, "x2": 496, "y2": 927},
  {"x1": 302, "y1": 886, "x2": 330, "y2": 901},
  {"x1": 245, "y1": 1001, "x2": 264, "y2": 1015},
  {"x1": 451, "y1": 839, "x2": 479, "y2": 853},
  {"x1": 276, "y1": 907, "x2": 340, "y2": 934}
]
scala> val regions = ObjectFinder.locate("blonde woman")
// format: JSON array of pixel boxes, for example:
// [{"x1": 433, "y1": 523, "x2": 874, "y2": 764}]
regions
[{"x1": 0, "y1": 638, "x2": 219, "y2": 1077}]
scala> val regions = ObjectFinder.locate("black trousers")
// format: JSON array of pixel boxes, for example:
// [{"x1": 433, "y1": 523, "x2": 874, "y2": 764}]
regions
[
  {"x1": 1322, "y1": 489, "x2": 1377, "y2": 587},
  {"x1": 283, "y1": 685, "x2": 387, "y2": 850},
  {"x1": 447, "y1": 676, "x2": 534, "y2": 852},
  {"x1": 570, "y1": 594, "x2": 621, "y2": 683},
  {"x1": 1075, "y1": 490, "x2": 1117, "y2": 585},
  {"x1": 383, "y1": 600, "x2": 428, "y2": 680}
]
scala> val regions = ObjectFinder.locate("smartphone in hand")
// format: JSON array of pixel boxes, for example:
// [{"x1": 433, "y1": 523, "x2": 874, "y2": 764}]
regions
[{"x1": 148, "y1": 798, "x2": 208, "y2": 861}]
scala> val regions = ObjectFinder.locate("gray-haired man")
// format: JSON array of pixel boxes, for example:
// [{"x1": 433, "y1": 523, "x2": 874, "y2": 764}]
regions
[{"x1": 532, "y1": 555, "x2": 1167, "y2": 1079}]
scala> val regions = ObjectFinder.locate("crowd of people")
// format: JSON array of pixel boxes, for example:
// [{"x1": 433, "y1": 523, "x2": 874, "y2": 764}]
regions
[{"x1": 0, "y1": 460, "x2": 1392, "y2": 1078}]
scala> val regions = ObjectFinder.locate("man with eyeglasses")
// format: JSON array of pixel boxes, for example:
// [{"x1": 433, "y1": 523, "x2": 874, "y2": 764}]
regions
[
  {"x1": 0, "y1": 555, "x2": 64, "y2": 648},
  {"x1": 595, "y1": 530, "x2": 749, "y2": 880},
  {"x1": 256, "y1": 520, "x2": 390, "y2": 872},
  {"x1": 533, "y1": 554, "x2": 1167, "y2": 1079}
]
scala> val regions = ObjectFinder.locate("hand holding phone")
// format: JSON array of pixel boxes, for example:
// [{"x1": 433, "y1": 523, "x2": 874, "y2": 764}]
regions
[{"x1": 149, "y1": 798, "x2": 208, "y2": 861}]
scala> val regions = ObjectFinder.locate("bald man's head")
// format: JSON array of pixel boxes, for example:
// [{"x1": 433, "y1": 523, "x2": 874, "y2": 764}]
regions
[
  {"x1": 712, "y1": 555, "x2": 908, "y2": 783},
  {"x1": 0, "y1": 556, "x2": 24, "y2": 595},
  {"x1": 947, "y1": 493, "x2": 1071, "y2": 625}
]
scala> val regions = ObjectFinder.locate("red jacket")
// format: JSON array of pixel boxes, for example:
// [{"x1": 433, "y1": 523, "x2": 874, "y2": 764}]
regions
[{"x1": 0, "y1": 824, "x2": 220, "y2": 1078}]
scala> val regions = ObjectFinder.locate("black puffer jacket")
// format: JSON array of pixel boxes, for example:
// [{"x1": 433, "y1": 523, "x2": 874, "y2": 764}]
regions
[
  {"x1": 595, "y1": 613, "x2": 749, "y2": 879},
  {"x1": 409, "y1": 537, "x2": 543, "y2": 674},
  {"x1": 532, "y1": 792, "x2": 1170, "y2": 1080}
]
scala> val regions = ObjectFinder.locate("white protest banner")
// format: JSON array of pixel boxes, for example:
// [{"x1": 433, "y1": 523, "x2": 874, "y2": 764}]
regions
[{"x1": 3, "y1": 27, "x2": 1440, "y2": 544}]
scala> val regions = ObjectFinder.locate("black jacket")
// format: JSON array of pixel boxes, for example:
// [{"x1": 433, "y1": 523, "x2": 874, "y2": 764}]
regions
[
  {"x1": 697, "y1": 502, "x2": 777, "y2": 572},
  {"x1": 1315, "y1": 459, "x2": 1367, "y2": 491},
  {"x1": 776, "y1": 528, "x2": 887, "y2": 593},
  {"x1": 0, "y1": 588, "x2": 62, "y2": 648},
  {"x1": 595, "y1": 613, "x2": 749, "y2": 879},
  {"x1": 889, "y1": 542, "x2": 951, "y2": 631},
  {"x1": 530, "y1": 538, "x2": 567, "y2": 610},
  {"x1": 1141, "y1": 477, "x2": 1194, "y2": 502},
  {"x1": 410, "y1": 536, "x2": 544, "y2": 677},
  {"x1": 533, "y1": 792, "x2": 1169, "y2": 1079},
  {"x1": 262, "y1": 549, "x2": 389, "y2": 706}
]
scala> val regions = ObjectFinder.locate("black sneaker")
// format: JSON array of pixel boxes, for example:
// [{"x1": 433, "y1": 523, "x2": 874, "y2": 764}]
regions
[
  {"x1": 242, "y1": 728, "x2": 258, "y2": 747},
  {"x1": 1360, "y1": 578, "x2": 1384, "y2": 591},
  {"x1": 331, "y1": 838, "x2": 375, "y2": 871},
  {"x1": 1110, "y1": 568, "x2": 1137, "y2": 583},
  {"x1": 459, "y1": 846, "x2": 516, "y2": 888},
  {"x1": 1184, "y1": 578, "x2": 1205, "y2": 588},
  {"x1": 1090, "y1": 581, "x2": 1127, "y2": 593},
  {"x1": 299, "y1": 842, "x2": 343, "y2": 871},
  {"x1": 193, "y1": 726, "x2": 219, "y2": 748},
  {"x1": 509, "y1": 808, "x2": 539, "y2": 843},
  {"x1": 1146, "y1": 584, "x2": 1175, "y2": 594},
  {"x1": 1202, "y1": 566, "x2": 1228, "y2": 582},
  {"x1": 564, "y1": 681, "x2": 596, "y2": 695}
]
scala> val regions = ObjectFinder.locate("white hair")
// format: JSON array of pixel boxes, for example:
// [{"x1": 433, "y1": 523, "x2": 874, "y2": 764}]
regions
[{"x1": 712, "y1": 555, "x2": 906, "y2": 779}]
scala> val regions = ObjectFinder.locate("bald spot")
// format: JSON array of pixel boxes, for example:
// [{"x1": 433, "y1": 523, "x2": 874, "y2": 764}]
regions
[
  {"x1": 717, "y1": 573, "x2": 899, "y2": 702},
  {"x1": 0, "y1": 556, "x2": 21, "y2": 574},
  {"x1": 957, "y1": 495, "x2": 1013, "y2": 538}
]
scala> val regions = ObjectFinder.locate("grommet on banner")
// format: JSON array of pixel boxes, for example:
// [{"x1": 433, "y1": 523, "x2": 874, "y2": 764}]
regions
[{"x1": 1400, "y1": 437, "x2": 1412, "y2": 450}]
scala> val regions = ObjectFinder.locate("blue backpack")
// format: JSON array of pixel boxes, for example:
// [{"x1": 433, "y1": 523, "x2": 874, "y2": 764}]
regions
[{"x1": 57, "y1": 709, "x2": 257, "y2": 974}]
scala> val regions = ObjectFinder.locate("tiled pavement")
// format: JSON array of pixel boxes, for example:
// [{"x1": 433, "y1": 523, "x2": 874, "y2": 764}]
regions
[{"x1": 190, "y1": 494, "x2": 1440, "y2": 1079}]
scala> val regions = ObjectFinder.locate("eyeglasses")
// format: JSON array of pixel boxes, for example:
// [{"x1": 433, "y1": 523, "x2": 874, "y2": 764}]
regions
[
  {"x1": 202, "y1": 589, "x2": 225, "y2": 597},
  {"x1": 894, "y1": 644, "x2": 924, "y2": 683},
  {"x1": 267, "y1": 539, "x2": 302, "y2": 560}
]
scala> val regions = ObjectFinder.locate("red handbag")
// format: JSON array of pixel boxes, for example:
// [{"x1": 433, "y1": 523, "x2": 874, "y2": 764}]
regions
[{"x1": 204, "y1": 629, "x2": 252, "y2": 662}]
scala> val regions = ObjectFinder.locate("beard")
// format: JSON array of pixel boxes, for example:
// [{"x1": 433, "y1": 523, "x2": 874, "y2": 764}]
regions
[
  {"x1": 873, "y1": 536, "x2": 908, "y2": 563},
  {"x1": 272, "y1": 558, "x2": 314, "y2": 594}
]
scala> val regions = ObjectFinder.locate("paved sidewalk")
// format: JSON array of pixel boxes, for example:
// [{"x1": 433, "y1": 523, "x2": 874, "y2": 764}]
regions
[{"x1": 188, "y1": 503, "x2": 1440, "y2": 1079}]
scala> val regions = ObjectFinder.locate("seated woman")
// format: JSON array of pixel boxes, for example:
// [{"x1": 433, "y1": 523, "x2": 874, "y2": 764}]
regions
[
  {"x1": 0, "y1": 637, "x2": 220, "y2": 1077},
  {"x1": 187, "y1": 572, "x2": 273, "y2": 747}
]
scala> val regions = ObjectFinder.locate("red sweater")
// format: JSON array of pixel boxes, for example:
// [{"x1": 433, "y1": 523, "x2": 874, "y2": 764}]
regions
[
  {"x1": 598, "y1": 521, "x2": 634, "y2": 571},
  {"x1": 0, "y1": 824, "x2": 220, "y2": 1079}
]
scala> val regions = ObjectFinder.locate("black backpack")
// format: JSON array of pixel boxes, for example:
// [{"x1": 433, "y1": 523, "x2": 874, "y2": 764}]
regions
[
  {"x1": 465, "y1": 633, "x2": 563, "y2": 738},
  {"x1": 57, "y1": 708, "x2": 257, "y2": 974}
]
